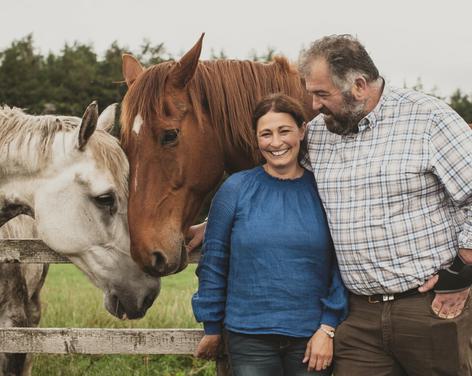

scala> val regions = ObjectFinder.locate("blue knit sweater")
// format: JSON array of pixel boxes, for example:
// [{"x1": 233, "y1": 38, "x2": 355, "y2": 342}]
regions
[{"x1": 192, "y1": 166, "x2": 348, "y2": 337}]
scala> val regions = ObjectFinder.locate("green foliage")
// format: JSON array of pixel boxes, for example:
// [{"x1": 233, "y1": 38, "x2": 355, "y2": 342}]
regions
[
  {"x1": 449, "y1": 89, "x2": 472, "y2": 123},
  {"x1": 0, "y1": 34, "x2": 45, "y2": 112},
  {"x1": 0, "y1": 35, "x2": 171, "y2": 116}
]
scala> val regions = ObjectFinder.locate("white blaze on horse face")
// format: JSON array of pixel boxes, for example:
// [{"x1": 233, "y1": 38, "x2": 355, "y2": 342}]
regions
[{"x1": 132, "y1": 114, "x2": 143, "y2": 135}]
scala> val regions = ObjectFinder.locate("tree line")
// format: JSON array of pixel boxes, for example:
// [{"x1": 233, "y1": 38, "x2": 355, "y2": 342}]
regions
[{"x1": 1, "y1": 35, "x2": 471, "y2": 123}]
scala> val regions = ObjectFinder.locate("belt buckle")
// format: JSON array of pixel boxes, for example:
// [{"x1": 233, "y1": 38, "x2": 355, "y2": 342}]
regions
[
  {"x1": 367, "y1": 294, "x2": 395, "y2": 304},
  {"x1": 368, "y1": 296, "x2": 380, "y2": 304}
]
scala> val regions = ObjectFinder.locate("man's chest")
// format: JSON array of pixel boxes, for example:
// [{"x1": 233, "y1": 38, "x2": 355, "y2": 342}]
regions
[{"x1": 308, "y1": 127, "x2": 435, "y2": 206}]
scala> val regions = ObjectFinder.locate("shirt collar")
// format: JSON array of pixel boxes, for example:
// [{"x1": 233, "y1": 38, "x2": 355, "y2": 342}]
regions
[{"x1": 358, "y1": 78, "x2": 389, "y2": 132}]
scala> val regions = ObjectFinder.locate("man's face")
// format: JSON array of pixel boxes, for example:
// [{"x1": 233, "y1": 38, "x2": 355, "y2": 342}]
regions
[{"x1": 305, "y1": 58, "x2": 366, "y2": 135}]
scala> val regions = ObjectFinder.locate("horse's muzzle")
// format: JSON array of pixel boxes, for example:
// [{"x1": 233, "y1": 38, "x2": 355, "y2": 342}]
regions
[{"x1": 143, "y1": 246, "x2": 188, "y2": 277}]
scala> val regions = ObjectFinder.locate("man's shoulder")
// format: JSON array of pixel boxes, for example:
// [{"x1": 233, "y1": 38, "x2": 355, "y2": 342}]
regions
[{"x1": 387, "y1": 86, "x2": 450, "y2": 114}]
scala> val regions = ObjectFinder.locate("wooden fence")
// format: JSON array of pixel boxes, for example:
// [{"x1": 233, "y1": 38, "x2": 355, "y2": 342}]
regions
[{"x1": 0, "y1": 239, "x2": 230, "y2": 375}]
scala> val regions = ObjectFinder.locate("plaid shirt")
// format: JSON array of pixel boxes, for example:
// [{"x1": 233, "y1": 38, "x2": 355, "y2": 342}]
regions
[{"x1": 302, "y1": 85, "x2": 472, "y2": 294}]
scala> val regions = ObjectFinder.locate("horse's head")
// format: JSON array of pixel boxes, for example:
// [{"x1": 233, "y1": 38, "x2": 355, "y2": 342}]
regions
[
  {"x1": 34, "y1": 103, "x2": 160, "y2": 319},
  {"x1": 121, "y1": 35, "x2": 226, "y2": 276}
]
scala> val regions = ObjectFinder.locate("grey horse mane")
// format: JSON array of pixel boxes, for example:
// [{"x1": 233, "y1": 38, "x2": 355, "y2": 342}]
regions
[{"x1": 0, "y1": 106, "x2": 129, "y2": 199}]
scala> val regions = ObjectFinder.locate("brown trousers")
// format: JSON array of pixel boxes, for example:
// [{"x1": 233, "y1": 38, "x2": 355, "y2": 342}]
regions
[{"x1": 334, "y1": 291, "x2": 472, "y2": 376}]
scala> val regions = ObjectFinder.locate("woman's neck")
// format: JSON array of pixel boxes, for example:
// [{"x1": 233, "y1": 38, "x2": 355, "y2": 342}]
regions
[{"x1": 263, "y1": 163, "x2": 304, "y2": 180}]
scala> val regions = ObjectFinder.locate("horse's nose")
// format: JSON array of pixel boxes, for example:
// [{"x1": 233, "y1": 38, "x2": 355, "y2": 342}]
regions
[{"x1": 148, "y1": 251, "x2": 178, "y2": 277}]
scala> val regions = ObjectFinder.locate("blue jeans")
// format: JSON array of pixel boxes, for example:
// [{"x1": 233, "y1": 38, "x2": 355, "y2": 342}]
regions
[{"x1": 227, "y1": 330, "x2": 332, "y2": 376}]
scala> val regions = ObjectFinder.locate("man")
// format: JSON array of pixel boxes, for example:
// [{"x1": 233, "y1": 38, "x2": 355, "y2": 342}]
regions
[
  {"x1": 188, "y1": 34, "x2": 472, "y2": 375},
  {"x1": 296, "y1": 34, "x2": 472, "y2": 375}
]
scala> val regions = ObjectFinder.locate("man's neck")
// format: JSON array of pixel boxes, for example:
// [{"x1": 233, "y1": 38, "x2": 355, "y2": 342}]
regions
[{"x1": 364, "y1": 78, "x2": 385, "y2": 114}]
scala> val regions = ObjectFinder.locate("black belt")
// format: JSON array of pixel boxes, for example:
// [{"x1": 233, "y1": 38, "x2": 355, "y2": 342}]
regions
[{"x1": 356, "y1": 287, "x2": 421, "y2": 304}]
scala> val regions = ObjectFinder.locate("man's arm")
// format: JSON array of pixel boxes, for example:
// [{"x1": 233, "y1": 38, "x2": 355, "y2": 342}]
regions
[
  {"x1": 419, "y1": 109, "x2": 472, "y2": 318},
  {"x1": 186, "y1": 222, "x2": 207, "y2": 252}
]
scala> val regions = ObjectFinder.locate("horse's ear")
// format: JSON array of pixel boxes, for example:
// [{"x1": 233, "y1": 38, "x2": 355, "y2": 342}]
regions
[
  {"x1": 97, "y1": 103, "x2": 118, "y2": 132},
  {"x1": 122, "y1": 54, "x2": 144, "y2": 87},
  {"x1": 78, "y1": 101, "x2": 99, "y2": 151},
  {"x1": 170, "y1": 33, "x2": 204, "y2": 89}
]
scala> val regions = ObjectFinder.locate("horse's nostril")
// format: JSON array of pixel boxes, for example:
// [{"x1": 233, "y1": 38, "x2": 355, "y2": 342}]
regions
[
  {"x1": 143, "y1": 292, "x2": 156, "y2": 311},
  {"x1": 152, "y1": 252, "x2": 167, "y2": 273}
]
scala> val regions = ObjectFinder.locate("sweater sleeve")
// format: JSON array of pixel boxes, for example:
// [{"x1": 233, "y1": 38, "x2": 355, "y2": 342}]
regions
[
  {"x1": 191, "y1": 175, "x2": 240, "y2": 335},
  {"x1": 319, "y1": 252, "x2": 349, "y2": 328}
]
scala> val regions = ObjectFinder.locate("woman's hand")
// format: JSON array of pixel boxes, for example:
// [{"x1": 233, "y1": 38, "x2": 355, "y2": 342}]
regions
[
  {"x1": 303, "y1": 325, "x2": 334, "y2": 372},
  {"x1": 186, "y1": 222, "x2": 207, "y2": 252},
  {"x1": 194, "y1": 334, "x2": 222, "y2": 360}
]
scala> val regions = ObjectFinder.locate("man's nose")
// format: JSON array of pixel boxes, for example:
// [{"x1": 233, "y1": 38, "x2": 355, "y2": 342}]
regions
[{"x1": 312, "y1": 96, "x2": 323, "y2": 111}]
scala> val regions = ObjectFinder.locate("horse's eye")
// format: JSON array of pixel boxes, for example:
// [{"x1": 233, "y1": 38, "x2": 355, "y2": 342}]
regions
[
  {"x1": 161, "y1": 129, "x2": 180, "y2": 146},
  {"x1": 94, "y1": 193, "x2": 115, "y2": 208}
]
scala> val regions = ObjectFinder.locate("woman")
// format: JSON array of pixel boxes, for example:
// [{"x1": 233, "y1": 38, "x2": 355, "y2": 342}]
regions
[{"x1": 192, "y1": 93, "x2": 348, "y2": 375}]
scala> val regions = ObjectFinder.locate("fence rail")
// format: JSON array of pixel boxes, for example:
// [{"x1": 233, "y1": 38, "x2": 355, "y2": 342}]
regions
[
  {"x1": 0, "y1": 328, "x2": 202, "y2": 354},
  {"x1": 0, "y1": 239, "x2": 201, "y2": 264},
  {"x1": 0, "y1": 239, "x2": 229, "y2": 375}
]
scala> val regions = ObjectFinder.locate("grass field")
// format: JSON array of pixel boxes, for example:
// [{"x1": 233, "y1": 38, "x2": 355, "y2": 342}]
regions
[{"x1": 32, "y1": 264, "x2": 215, "y2": 376}]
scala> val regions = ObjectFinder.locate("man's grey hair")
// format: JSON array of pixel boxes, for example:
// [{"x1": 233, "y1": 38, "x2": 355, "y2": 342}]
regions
[{"x1": 299, "y1": 34, "x2": 380, "y2": 91}]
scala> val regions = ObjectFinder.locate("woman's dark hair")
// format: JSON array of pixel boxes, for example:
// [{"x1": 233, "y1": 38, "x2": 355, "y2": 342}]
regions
[{"x1": 252, "y1": 93, "x2": 308, "y2": 161}]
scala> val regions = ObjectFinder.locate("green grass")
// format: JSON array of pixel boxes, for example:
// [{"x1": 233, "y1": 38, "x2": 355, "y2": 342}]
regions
[{"x1": 32, "y1": 264, "x2": 216, "y2": 375}]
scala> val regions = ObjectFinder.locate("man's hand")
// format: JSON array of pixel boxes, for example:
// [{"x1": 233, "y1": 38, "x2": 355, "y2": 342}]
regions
[
  {"x1": 194, "y1": 334, "x2": 221, "y2": 360},
  {"x1": 185, "y1": 222, "x2": 207, "y2": 253},
  {"x1": 302, "y1": 325, "x2": 334, "y2": 372},
  {"x1": 418, "y1": 249, "x2": 472, "y2": 319}
]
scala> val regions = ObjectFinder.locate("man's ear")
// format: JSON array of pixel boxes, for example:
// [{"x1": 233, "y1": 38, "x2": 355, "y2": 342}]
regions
[{"x1": 352, "y1": 76, "x2": 368, "y2": 100}]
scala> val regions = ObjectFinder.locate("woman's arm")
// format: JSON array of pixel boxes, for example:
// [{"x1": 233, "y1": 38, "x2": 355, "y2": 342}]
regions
[
  {"x1": 320, "y1": 252, "x2": 349, "y2": 328},
  {"x1": 303, "y1": 252, "x2": 348, "y2": 371},
  {"x1": 191, "y1": 176, "x2": 240, "y2": 358}
]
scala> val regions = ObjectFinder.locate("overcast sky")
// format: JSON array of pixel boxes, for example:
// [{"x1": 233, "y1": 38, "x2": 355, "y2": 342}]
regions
[{"x1": 3, "y1": 0, "x2": 472, "y2": 97}]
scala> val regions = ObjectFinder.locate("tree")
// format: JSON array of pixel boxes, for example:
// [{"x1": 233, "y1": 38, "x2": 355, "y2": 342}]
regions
[
  {"x1": 449, "y1": 89, "x2": 472, "y2": 124},
  {"x1": 0, "y1": 34, "x2": 46, "y2": 113}
]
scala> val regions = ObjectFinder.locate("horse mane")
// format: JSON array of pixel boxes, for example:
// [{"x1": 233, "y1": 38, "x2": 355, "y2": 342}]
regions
[
  {"x1": 121, "y1": 57, "x2": 307, "y2": 161},
  {"x1": 0, "y1": 106, "x2": 128, "y2": 198}
]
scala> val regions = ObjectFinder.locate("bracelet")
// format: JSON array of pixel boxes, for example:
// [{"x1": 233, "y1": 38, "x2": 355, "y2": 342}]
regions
[{"x1": 319, "y1": 326, "x2": 335, "y2": 339}]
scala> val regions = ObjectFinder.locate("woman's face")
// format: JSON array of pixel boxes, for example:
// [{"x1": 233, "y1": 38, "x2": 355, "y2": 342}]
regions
[{"x1": 256, "y1": 111, "x2": 305, "y2": 172}]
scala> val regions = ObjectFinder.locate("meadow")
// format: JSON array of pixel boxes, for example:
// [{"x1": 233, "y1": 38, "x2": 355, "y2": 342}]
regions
[{"x1": 32, "y1": 264, "x2": 215, "y2": 376}]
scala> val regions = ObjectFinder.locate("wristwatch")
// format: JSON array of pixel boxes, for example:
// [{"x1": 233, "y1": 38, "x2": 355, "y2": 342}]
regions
[{"x1": 319, "y1": 326, "x2": 335, "y2": 338}]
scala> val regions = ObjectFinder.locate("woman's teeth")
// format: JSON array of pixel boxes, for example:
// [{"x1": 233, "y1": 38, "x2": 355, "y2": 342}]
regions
[{"x1": 270, "y1": 149, "x2": 289, "y2": 156}]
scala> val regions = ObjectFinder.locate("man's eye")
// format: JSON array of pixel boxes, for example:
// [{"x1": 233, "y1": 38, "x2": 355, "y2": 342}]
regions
[{"x1": 161, "y1": 129, "x2": 180, "y2": 146}]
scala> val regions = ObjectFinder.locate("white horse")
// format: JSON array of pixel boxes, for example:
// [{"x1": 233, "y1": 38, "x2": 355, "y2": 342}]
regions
[
  {"x1": 0, "y1": 103, "x2": 161, "y2": 375},
  {"x1": 0, "y1": 216, "x2": 48, "y2": 376}
]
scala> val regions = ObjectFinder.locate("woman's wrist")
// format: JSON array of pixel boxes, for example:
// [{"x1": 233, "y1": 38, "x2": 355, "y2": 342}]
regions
[{"x1": 318, "y1": 324, "x2": 335, "y2": 339}]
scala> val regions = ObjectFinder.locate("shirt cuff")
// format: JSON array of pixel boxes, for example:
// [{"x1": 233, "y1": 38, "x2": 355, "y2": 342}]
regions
[
  {"x1": 320, "y1": 309, "x2": 340, "y2": 329},
  {"x1": 203, "y1": 322, "x2": 223, "y2": 335}
]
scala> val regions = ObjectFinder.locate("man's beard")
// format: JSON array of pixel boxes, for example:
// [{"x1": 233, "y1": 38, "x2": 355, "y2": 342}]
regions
[{"x1": 322, "y1": 92, "x2": 367, "y2": 136}]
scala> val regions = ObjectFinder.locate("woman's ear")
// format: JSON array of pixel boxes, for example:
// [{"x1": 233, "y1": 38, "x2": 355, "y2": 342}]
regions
[{"x1": 300, "y1": 121, "x2": 307, "y2": 139}]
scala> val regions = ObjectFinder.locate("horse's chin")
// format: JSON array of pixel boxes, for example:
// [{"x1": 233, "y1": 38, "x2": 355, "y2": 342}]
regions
[{"x1": 104, "y1": 289, "x2": 158, "y2": 320}]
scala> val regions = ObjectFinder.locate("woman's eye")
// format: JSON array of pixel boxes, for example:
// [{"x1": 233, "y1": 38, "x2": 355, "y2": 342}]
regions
[
  {"x1": 94, "y1": 194, "x2": 115, "y2": 208},
  {"x1": 161, "y1": 129, "x2": 180, "y2": 146}
]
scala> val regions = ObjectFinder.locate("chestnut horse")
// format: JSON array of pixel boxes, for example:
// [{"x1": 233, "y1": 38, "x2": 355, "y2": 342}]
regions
[{"x1": 120, "y1": 34, "x2": 315, "y2": 276}]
